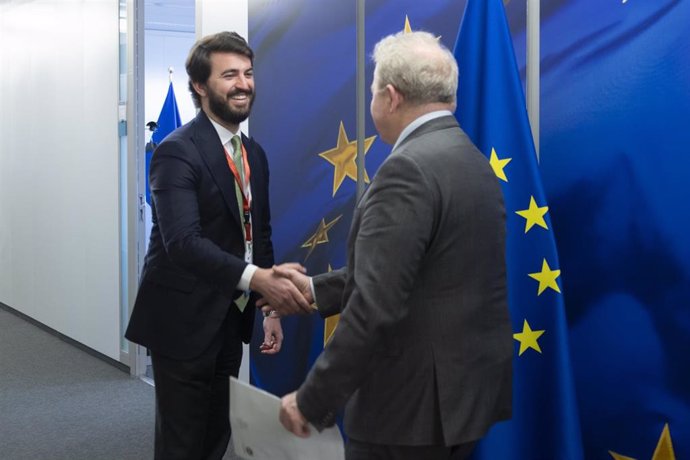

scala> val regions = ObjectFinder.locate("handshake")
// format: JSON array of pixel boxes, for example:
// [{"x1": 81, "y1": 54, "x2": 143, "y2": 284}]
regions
[{"x1": 249, "y1": 262, "x2": 316, "y2": 317}]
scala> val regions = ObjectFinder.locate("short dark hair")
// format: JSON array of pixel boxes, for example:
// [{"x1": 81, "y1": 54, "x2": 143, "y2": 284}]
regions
[{"x1": 185, "y1": 31, "x2": 254, "y2": 108}]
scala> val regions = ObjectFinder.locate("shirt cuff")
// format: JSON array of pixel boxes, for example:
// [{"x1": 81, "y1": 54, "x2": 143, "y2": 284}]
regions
[{"x1": 238, "y1": 264, "x2": 258, "y2": 291}]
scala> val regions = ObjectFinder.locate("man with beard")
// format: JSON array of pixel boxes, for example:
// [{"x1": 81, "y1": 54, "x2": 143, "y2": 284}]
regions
[{"x1": 126, "y1": 31, "x2": 312, "y2": 460}]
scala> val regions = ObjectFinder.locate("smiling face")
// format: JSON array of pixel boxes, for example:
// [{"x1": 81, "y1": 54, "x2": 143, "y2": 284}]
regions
[{"x1": 195, "y1": 51, "x2": 255, "y2": 130}]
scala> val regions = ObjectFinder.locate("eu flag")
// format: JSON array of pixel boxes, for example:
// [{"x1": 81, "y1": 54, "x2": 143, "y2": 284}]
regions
[
  {"x1": 152, "y1": 82, "x2": 182, "y2": 145},
  {"x1": 453, "y1": 1, "x2": 583, "y2": 458},
  {"x1": 146, "y1": 82, "x2": 182, "y2": 205}
]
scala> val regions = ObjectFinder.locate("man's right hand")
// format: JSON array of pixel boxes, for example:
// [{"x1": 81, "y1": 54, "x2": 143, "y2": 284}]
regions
[
  {"x1": 249, "y1": 264, "x2": 312, "y2": 315},
  {"x1": 272, "y1": 264, "x2": 314, "y2": 305}
]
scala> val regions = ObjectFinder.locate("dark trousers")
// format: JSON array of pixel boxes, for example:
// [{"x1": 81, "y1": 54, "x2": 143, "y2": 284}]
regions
[
  {"x1": 150, "y1": 306, "x2": 243, "y2": 460},
  {"x1": 345, "y1": 438, "x2": 477, "y2": 460}
]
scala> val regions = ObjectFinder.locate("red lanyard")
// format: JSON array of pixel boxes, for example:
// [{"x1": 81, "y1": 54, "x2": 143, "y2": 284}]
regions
[{"x1": 224, "y1": 142, "x2": 252, "y2": 242}]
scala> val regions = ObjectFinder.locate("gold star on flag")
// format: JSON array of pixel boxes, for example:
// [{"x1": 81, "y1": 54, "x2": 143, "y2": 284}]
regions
[
  {"x1": 513, "y1": 319, "x2": 545, "y2": 356},
  {"x1": 608, "y1": 423, "x2": 676, "y2": 460},
  {"x1": 318, "y1": 121, "x2": 376, "y2": 197},
  {"x1": 404, "y1": 15, "x2": 412, "y2": 33},
  {"x1": 301, "y1": 216, "x2": 342, "y2": 260},
  {"x1": 515, "y1": 196, "x2": 549, "y2": 233},
  {"x1": 489, "y1": 147, "x2": 512, "y2": 182},
  {"x1": 323, "y1": 264, "x2": 341, "y2": 347},
  {"x1": 652, "y1": 424, "x2": 677, "y2": 460},
  {"x1": 403, "y1": 16, "x2": 441, "y2": 39},
  {"x1": 609, "y1": 454, "x2": 636, "y2": 460},
  {"x1": 528, "y1": 258, "x2": 561, "y2": 295},
  {"x1": 324, "y1": 313, "x2": 341, "y2": 346}
]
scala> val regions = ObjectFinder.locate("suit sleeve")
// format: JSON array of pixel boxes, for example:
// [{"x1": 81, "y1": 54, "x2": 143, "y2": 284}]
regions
[
  {"x1": 313, "y1": 267, "x2": 347, "y2": 318},
  {"x1": 297, "y1": 153, "x2": 436, "y2": 429},
  {"x1": 249, "y1": 141, "x2": 275, "y2": 269},
  {"x1": 150, "y1": 140, "x2": 247, "y2": 298}
]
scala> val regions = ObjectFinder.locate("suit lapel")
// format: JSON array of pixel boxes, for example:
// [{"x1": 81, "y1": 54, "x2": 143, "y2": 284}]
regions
[{"x1": 192, "y1": 111, "x2": 243, "y2": 228}]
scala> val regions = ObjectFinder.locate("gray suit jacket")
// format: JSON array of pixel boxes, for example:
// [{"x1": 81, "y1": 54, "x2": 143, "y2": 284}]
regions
[{"x1": 296, "y1": 115, "x2": 512, "y2": 446}]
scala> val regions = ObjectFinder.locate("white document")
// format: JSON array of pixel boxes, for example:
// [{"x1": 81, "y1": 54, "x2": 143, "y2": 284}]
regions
[{"x1": 230, "y1": 377, "x2": 345, "y2": 460}]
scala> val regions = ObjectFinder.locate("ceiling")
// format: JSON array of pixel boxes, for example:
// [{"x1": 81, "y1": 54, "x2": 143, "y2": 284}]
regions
[{"x1": 144, "y1": 0, "x2": 195, "y2": 33}]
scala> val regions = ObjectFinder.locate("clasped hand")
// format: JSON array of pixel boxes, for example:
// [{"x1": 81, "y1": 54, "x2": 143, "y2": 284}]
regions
[{"x1": 250, "y1": 262, "x2": 314, "y2": 317}]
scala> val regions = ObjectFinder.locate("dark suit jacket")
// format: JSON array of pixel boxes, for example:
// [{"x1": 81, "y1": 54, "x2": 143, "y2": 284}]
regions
[
  {"x1": 297, "y1": 116, "x2": 512, "y2": 446},
  {"x1": 125, "y1": 110, "x2": 274, "y2": 360}
]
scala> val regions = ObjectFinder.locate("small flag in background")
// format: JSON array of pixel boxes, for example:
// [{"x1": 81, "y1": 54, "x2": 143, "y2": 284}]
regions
[
  {"x1": 146, "y1": 82, "x2": 181, "y2": 205},
  {"x1": 453, "y1": 1, "x2": 583, "y2": 458},
  {"x1": 152, "y1": 81, "x2": 182, "y2": 145}
]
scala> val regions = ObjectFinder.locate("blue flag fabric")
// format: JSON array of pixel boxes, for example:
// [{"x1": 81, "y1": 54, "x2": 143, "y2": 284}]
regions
[
  {"x1": 453, "y1": 1, "x2": 583, "y2": 458},
  {"x1": 146, "y1": 82, "x2": 182, "y2": 205},
  {"x1": 152, "y1": 82, "x2": 182, "y2": 145},
  {"x1": 539, "y1": 0, "x2": 690, "y2": 457}
]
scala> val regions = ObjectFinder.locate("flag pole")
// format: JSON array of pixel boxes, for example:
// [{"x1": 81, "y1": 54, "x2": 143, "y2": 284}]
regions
[
  {"x1": 526, "y1": 0, "x2": 540, "y2": 160},
  {"x1": 168, "y1": 66, "x2": 174, "y2": 83},
  {"x1": 355, "y1": 0, "x2": 366, "y2": 201}
]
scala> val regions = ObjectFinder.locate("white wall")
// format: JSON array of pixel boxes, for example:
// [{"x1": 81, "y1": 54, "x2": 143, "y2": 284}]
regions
[
  {"x1": 0, "y1": 0, "x2": 250, "y2": 364},
  {"x1": 0, "y1": 1, "x2": 121, "y2": 360}
]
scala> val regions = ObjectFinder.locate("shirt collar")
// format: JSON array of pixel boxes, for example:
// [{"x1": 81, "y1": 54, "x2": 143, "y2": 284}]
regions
[
  {"x1": 392, "y1": 110, "x2": 454, "y2": 151},
  {"x1": 207, "y1": 115, "x2": 242, "y2": 152}
]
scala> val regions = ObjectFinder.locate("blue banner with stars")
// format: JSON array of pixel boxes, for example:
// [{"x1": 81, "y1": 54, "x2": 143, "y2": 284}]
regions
[
  {"x1": 249, "y1": 0, "x2": 688, "y2": 456},
  {"x1": 248, "y1": 0, "x2": 361, "y2": 397},
  {"x1": 246, "y1": 0, "x2": 465, "y2": 402}
]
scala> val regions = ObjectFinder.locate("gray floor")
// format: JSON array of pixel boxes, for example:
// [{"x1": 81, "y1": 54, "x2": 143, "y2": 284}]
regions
[{"x1": 0, "y1": 307, "x2": 241, "y2": 460}]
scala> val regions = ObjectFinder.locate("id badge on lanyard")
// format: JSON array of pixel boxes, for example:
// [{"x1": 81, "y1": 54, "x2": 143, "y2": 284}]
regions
[{"x1": 245, "y1": 241, "x2": 253, "y2": 264}]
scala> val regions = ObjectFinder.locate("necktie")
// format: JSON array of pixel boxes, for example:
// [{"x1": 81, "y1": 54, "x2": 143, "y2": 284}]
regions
[
  {"x1": 230, "y1": 135, "x2": 249, "y2": 312},
  {"x1": 230, "y1": 135, "x2": 244, "y2": 176}
]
